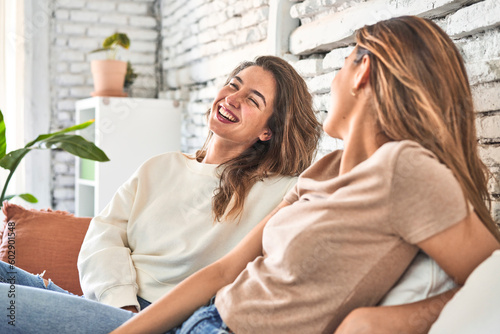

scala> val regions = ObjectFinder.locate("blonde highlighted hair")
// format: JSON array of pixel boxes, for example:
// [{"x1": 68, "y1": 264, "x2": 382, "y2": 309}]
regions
[{"x1": 355, "y1": 16, "x2": 499, "y2": 239}]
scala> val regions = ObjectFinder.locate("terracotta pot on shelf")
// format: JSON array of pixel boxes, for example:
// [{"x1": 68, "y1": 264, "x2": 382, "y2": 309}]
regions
[{"x1": 90, "y1": 59, "x2": 128, "y2": 97}]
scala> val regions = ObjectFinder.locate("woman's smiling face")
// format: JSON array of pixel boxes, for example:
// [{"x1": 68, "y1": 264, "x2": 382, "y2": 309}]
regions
[{"x1": 208, "y1": 65, "x2": 276, "y2": 149}]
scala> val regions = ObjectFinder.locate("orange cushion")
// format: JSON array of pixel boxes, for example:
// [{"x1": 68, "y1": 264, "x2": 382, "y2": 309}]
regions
[{"x1": 0, "y1": 202, "x2": 91, "y2": 295}]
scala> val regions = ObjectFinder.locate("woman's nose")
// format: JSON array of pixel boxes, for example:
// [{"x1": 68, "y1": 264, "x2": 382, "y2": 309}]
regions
[{"x1": 226, "y1": 92, "x2": 240, "y2": 108}]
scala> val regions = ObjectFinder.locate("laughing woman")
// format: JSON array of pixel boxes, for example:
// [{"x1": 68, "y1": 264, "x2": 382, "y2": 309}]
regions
[
  {"x1": 0, "y1": 56, "x2": 320, "y2": 318},
  {"x1": 76, "y1": 56, "x2": 321, "y2": 313}
]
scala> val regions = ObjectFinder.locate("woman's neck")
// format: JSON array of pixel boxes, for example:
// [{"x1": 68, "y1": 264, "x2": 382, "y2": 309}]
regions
[
  {"x1": 201, "y1": 137, "x2": 248, "y2": 165},
  {"x1": 339, "y1": 111, "x2": 390, "y2": 175}
]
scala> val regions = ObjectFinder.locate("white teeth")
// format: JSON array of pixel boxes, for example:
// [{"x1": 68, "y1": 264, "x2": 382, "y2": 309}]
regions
[{"x1": 219, "y1": 107, "x2": 237, "y2": 122}]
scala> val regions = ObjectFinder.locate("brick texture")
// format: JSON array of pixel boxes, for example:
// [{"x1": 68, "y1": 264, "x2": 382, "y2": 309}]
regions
[
  {"x1": 284, "y1": 0, "x2": 500, "y2": 224},
  {"x1": 48, "y1": 0, "x2": 500, "y2": 225},
  {"x1": 49, "y1": 0, "x2": 159, "y2": 210},
  {"x1": 159, "y1": 0, "x2": 271, "y2": 155}
]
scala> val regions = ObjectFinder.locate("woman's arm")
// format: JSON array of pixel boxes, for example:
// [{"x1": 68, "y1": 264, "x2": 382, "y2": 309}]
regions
[
  {"x1": 334, "y1": 288, "x2": 459, "y2": 334},
  {"x1": 417, "y1": 212, "x2": 500, "y2": 285},
  {"x1": 77, "y1": 184, "x2": 139, "y2": 309},
  {"x1": 111, "y1": 200, "x2": 290, "y2": 334},
  {"x1": 335, "y1": 212, "x2": 500, "y2": 334}
]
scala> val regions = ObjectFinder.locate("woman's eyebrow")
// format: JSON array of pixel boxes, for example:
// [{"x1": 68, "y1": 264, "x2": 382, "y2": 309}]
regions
[{"x1": 234, "y1": 75, "x2": 267, "y2": 107}]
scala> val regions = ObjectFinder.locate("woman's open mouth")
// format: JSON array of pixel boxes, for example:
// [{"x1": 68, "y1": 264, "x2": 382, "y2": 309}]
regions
[{"x1": 217, "y1": 106, "x2": 239, "y2": 123}]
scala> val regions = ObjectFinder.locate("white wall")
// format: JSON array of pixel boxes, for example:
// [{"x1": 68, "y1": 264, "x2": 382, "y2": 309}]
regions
[
  {"x1": 48, "y1": 0, "x2": 160, "y2": 211},
  {"x1": 0, "y1": 0, "x2": 51, "y2": 208},
  {"x1": 23, "y1": 0, "x2": 52, "y2": 209}
]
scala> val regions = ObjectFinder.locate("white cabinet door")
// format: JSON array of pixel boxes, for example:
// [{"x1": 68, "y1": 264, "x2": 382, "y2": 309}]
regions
[{"x1": 75, "y1": 97, "x2": 181, "y2": 217}]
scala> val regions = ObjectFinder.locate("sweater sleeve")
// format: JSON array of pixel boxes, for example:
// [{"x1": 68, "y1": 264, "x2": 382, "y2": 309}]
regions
[{"x1": 77, "y1": 173, "x2": 140, "y2": 310}]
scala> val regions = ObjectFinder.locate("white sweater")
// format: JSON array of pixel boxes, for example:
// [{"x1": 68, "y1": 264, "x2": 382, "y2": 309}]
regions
[{"x1": 77, "y1": 152, "x2": 296, "y2": 310}]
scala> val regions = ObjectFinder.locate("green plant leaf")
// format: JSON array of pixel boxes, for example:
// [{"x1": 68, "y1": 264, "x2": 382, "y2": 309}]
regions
[
  {"x1": 18, "y1": 193, "x2": 38, "y2": 203},
  {"x1": 42, "y1": 134, "x2": 110, "y2": 162},
  {"x1": 125, "y1": 61, "x2": 139, "y2": 88},
  {"x1": 115, "y1": 33, "x2": 130, "y2": 49},
  {"x1": 2, "y1": 193, "x2": 38, "y2": 203},
  {"x1": 0, "y1": 110, "x2": 6, "y2": 159},
  {"x1": 0, "y1": 148, "x2": 31, "y2": 170},
  {"x1": 0, "y1": 149, "x2": 32, "y2": 203},
  {"x1": 25, "y1": 119, "x2": 95, "y2": 148},
  {"x1": 91, "y1": 32, "x2": 129, "y2": 57},
  {"x1": 102, "y1": 32, "x2": 130, "y2": 50},
  {"x1": 102, "y1": 34, "x2": 116, "y2": 48}
]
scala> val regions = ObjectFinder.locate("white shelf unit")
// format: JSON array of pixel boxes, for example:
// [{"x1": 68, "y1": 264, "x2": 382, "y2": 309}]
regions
[{"x1": 75, "y1": 97, "x2": 181, "y2": 217}]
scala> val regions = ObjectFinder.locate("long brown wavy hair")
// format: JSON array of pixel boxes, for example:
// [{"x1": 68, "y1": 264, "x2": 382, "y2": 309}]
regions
[
  {"x1": 196, "y1": 56, "x2": 321, "y2": 222},
  {"x1": 355, "y1": 16, "x2": 500, "y2": 239}
]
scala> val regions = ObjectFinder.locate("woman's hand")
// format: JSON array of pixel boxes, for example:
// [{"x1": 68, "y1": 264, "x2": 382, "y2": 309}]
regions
[
  {"x1": 334, "y1": 307, "x2": 385, "y2": 334},
  {"x1": 121, "y1": 306, "x2": 138, "y2": 313}
]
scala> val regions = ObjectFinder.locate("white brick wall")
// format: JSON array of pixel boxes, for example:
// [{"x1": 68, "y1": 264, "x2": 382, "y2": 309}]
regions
[
  {"x1": 47, "y1": 0, "x2": 499, "y2": 224},
  {"x1": 49, "y1": 0, "x2": 159, "y2": 211},
  {"x1": 287, "y1": 0, "x2": 500, "y2": 223},
  {"x1": 157, "y1": 0, "x2": 499, "y2": 223}
]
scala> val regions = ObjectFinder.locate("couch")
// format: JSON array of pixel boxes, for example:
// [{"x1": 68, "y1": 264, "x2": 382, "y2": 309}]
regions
[{"x1": 2, "y1": 202, "x2": 497, "y2": 332}]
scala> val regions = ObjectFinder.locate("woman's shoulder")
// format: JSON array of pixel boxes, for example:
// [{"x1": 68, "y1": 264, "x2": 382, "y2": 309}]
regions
[
  {"x1": 386, "y1": 141, "x2": 470, "y2": 244},
  {"x1": 133, "y1": 151, "x2": 189, "y2": 175},
  {"x1": 140, "y1": 151, "x2": 186, "y2": 166},
  {"x1": 259, "y1": 174, "x2": 297, "y2": 189},
  {"x1": 385, "y1": 140, "x2": 464, "y2": 203},
  {"x1": 384, "y1": 140, "x2": 444, "y2": 176},
  {"x1": 299, "y1": 150, "x2": 344, "y2": 181}
]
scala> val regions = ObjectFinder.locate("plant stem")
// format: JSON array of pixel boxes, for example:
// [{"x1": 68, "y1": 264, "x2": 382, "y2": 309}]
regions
[{"x1": 0, "y1": 150, "x2": 29, "y2": 206}]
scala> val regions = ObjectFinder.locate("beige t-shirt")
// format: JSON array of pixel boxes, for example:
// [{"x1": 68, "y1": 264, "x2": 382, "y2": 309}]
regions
[{"x1": 215, "y1": 140, "x2": 469, "y2": 334}]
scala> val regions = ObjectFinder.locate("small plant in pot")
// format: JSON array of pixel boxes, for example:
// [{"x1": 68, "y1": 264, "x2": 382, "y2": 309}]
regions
[{"x1": 90, "y1": 32, "x2": 131, "y2": 97}]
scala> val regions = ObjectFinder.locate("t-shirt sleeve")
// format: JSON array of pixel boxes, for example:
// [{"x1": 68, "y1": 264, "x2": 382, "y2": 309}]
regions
[
  {"x1": 389, "y1": 143, "x2": 470, "y2": 244},
  {"x1": 283, "y1": 182, "x2": 299, "y2": 204}
]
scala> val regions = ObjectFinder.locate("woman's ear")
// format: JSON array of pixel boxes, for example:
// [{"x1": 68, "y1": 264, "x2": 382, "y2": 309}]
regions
[
  {"x1": 258, "y1": 128, "x2": 273, "y2": 142},
  {"x1": 353, "y1": 54, "x2": 371, "y2": 90}
]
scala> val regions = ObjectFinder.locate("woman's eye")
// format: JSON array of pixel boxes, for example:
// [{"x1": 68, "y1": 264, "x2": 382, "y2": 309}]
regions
[
  {"x1": 249, "y1": 98, "x2": 259, "y2": 107},
  {"x1": 229, "y1": 83, "x2": 238, "y2": 89}
]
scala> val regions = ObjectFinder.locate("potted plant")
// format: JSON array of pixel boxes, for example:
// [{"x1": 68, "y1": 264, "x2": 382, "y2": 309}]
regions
[
  {"x1": 90, "y1": 32, "x2": 131, "y2": 97},
  {"x1": 0, "y1": 110, "x2": 109, "y2": 207}
]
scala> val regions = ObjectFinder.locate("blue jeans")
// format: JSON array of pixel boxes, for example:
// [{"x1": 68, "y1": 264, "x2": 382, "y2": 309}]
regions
[
  {"x1": 0, "y1": 261, "x2": 75, "y2": 293},
  {"x1": 168, "y1": 303, "x2": 233, "y2": 334},
  {"x1": 0, "y1": 262, "x2": 231, "y2": 333},
  {"x1": 0, "y1": 261, "x2": 152, "y2": 309}
]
